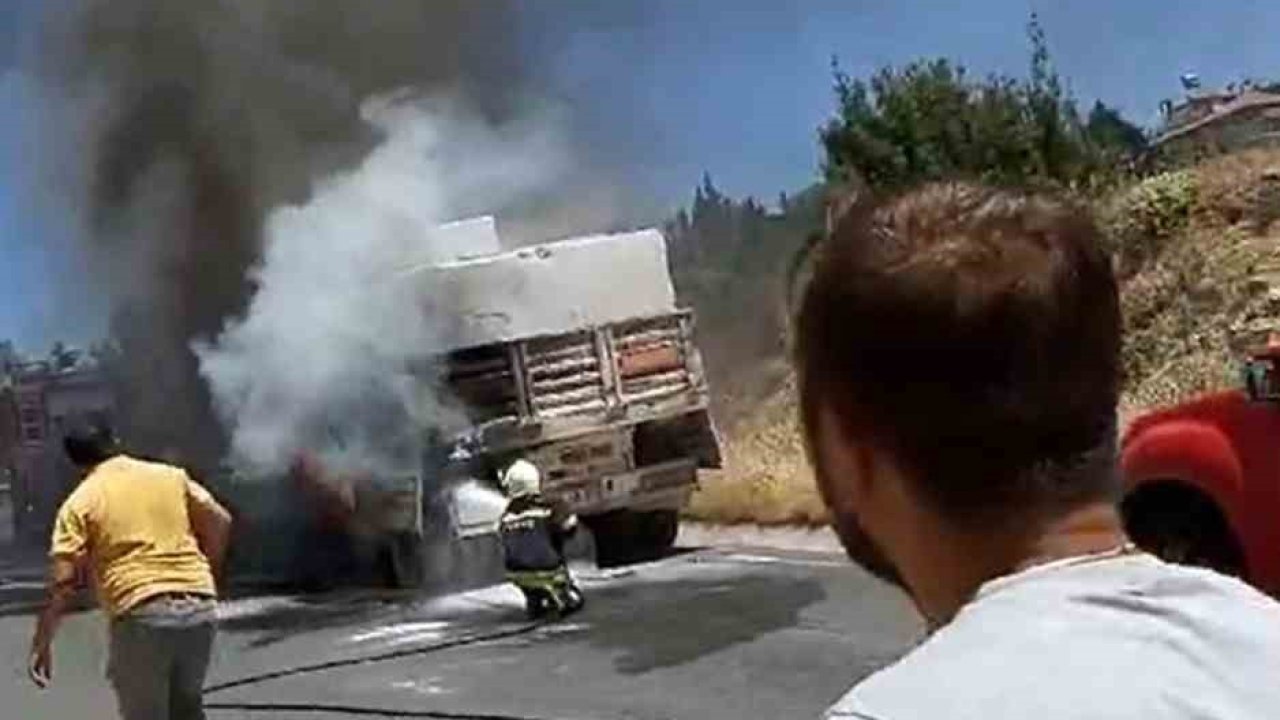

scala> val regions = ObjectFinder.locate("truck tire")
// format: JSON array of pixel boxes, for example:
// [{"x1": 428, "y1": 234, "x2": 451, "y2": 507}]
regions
[
  {"x1": 638, "y1": 510, "x2": 679, "y2": 554},
  {"x1": 587, "y1": 511, "x2": 637, "y2": 568},
  {"x1": 1121, "y1": 481, "x2": 1247, "y2": 579},
  {"x1": 587, "y1": 510, "x2": 678, "y2": 568}
]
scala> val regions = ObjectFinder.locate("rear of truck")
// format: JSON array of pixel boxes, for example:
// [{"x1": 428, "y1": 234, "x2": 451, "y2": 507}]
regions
[
  {"x1": 417, "y1": 228, "x2": 722, "y2": 565},
  {"x1": 441, "y1": 309, "x2": 721, "y2": 563}
]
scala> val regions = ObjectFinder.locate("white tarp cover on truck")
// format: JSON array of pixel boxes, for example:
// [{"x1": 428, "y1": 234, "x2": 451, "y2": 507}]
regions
[
  {"x1": 406, "y1": 228, "x2": 678, "y2": 351},
  {"x1": 431, "y1": 216, "x2": 501, "y2": 261}
]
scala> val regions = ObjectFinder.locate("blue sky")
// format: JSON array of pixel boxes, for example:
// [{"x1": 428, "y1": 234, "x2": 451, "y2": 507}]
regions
[
  {"x1": 1, "y1": 0, "x2": 70, "y2": 350},
  {"x1": 549, "y1": 0, "x2": 1280, "y2": 204},
  {"x1": 5, "y1": 0, "x2": 1280, "y2": 348}
]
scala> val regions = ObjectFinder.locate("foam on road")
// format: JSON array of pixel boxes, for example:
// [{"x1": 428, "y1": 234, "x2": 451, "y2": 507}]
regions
[{"x1": 1, "y1": 544, "x2": 920, "y2": 720}]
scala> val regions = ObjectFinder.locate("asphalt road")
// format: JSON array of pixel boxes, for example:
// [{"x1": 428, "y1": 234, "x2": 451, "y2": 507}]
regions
[{"x1": 0, "y1": 537, "x2": 922, "y2": 720}]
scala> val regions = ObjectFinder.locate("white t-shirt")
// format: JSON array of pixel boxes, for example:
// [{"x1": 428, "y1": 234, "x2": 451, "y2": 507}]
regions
[{"x1": 826, "y1": 553, "x2": 1280, "y2": 720}]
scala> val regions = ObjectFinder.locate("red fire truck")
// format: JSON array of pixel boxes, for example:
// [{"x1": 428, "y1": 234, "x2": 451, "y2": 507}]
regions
[{"x1": 1120, "y1": 336, "x2": 1280, "y2": 597}]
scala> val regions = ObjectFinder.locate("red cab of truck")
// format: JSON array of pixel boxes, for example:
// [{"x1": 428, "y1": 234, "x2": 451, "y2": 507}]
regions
[{"x1": 1119, "y1": 336, "x2": 1280, "y2": 597}]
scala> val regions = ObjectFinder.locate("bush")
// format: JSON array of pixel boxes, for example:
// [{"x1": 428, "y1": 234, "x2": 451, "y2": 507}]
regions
[{"x1": 1102, "y1": 170, "x2": 1197, "y2": 275}]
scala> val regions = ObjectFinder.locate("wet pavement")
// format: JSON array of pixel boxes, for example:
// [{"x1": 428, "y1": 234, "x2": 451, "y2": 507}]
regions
[{"x1": 0, "y1": 542, "x2": 921, "y2": 720}]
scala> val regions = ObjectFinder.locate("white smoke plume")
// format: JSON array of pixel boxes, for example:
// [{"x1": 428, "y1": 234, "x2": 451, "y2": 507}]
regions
[{"x1": 195, "y1": 92, "x2": 570, "y2": 478}]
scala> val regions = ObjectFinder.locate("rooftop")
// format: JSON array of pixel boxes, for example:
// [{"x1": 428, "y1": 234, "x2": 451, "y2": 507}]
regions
[{"x1": 1153, "y1": 90, "x2": 1280, "y2": 147}]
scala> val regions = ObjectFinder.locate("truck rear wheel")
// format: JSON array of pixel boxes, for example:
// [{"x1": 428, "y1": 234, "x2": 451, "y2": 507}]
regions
[
  {"x1": 638, "y1": 510, "x2": 679, "y2": 553},
  {"x1": 588, "y1": 511, "x2": 636, "y2": 568},
  {"x1": 1121, "y1": 481, "x2": 1247, "y2": 579},
  {"x1": 587, "y1": 510, "x2": 680, "y2": 568}
]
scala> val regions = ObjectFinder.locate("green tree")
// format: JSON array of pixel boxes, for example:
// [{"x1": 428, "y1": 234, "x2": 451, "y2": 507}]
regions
[
  {"x1": 665, "y1": 176, "x2": 825, "y2": 405},
  {"x1": 820, "y1": 14, "x2": 1141, "y2": 194},
  {"x1": 1023, "y1": 14, "x2": 1092, "y2": 180},
  {"x1": 1086, "y1": 100, "x2": 1147, "y2": 157}
]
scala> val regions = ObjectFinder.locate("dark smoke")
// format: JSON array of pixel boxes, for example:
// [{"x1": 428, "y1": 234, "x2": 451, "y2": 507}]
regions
[{"x1": 31, "y1": 1, "x2": 608, "y2": 472}]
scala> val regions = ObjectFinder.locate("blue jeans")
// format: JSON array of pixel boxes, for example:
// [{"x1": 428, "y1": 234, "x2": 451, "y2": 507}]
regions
[{"x1": 107, "y1": 594, "x2": 217, "y2": 720}]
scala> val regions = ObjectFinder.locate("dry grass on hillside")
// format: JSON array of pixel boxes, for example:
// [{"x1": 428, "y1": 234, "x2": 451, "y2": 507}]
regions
[
  {"x1": 1115, "y1": 149, "x2": 1280, "y2": 417},
  {"x1": 686, "y1": 377, "x2": 827, "y2": 527},
  {"x1": 688, "y1": 149, "x2": 1280, "y2": 526}
]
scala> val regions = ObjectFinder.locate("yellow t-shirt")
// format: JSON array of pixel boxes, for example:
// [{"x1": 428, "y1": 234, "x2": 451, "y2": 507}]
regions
[{"x1": 50, "y1": 455, "x2": 218, "y2": 617}]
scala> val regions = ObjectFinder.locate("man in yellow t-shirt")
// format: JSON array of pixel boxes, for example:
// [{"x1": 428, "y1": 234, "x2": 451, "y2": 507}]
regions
[{"x1": 28, "y1": 420, "x2": 232, "y2": 720}]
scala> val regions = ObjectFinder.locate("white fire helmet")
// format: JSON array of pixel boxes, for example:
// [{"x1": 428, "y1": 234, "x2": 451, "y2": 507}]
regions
[{"x1": 501, "y1": 459, "x2": 541, "y2": 498}]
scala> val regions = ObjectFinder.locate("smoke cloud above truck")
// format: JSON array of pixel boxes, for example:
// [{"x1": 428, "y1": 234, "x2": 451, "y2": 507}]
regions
[
  {"x1": 20, "y1": 0, "x2": 646, "y2": 471},
  {"x1": 194, "y1": 93, "x2": 573, "y2": 478}
]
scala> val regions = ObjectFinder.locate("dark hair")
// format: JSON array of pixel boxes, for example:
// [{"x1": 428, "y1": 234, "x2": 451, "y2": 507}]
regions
[
  {"x1": 63, "y1": 418, "x2": 121, "y2": 468},
  {"x1": 795, "y1": 182, "x2": 1121, "y2": 524}
]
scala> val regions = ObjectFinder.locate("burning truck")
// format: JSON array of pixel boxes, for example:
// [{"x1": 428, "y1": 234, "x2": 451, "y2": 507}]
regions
[{"x1": 215, "y1": 219, "x2": 722, "y2": 590}]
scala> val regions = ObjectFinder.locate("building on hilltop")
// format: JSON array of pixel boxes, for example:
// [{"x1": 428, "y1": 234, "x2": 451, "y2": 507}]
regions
[{"x1": 1153, "y1": 86, "x2": 1280, "y2": 157}]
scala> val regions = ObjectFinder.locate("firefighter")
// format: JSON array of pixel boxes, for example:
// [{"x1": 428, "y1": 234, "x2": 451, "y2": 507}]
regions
[{"x1": 498, "y1": 459, "x2": 584, "y2": 619}]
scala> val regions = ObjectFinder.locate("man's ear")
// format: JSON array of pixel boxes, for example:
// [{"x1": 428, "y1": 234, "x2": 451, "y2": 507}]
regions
[{"x1": 815, "y1": 403, "x2": 880, "y2": 515}]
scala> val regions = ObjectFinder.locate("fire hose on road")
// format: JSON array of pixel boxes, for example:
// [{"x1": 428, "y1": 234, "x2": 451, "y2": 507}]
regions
[
  {"x1": 202, "y1": 621, "x2": 556, "y2": 719},
  {"x1": 203, "y1": 703, "x2": 560, "y2": 719}
]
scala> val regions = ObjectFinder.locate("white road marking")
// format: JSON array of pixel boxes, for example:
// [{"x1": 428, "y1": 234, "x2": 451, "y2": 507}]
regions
[
  {"x1": 348, "y1": 620, "x2": 451, "y2": 644},
  {"x1": 390, "y1": 677, "x2": 454, "y2": 696},
  {"x1": 721, "y1": 552, "x2": 848, "y2": 568},
  {"x1": 535, "y1": 622, "x2": 590, "y2": 637},
  {"x1": 215, "y1": 596, "x2": 306, "y2": 621},
  {"x1": 679, "y1": 522, "x2": 843, "y2": 554}
]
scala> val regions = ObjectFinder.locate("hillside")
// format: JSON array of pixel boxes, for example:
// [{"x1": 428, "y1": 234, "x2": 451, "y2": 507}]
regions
[
  {"x1": 1111, "y1": 150, "x2": 1280, "y2": 421},
  {"x1": 685, "y1": 149, "x2": 1280, "y2": 527}
]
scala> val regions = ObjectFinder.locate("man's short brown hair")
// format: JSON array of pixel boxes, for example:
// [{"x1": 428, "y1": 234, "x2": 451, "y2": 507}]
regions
[{"x1": 795, "y1": 182, "x2": 1121, "y2": 524}]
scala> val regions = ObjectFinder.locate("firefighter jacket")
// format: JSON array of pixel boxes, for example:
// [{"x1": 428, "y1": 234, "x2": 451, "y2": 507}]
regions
[{"x1": 499, "y1": 494, "x2": 578, "y2": 572}]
